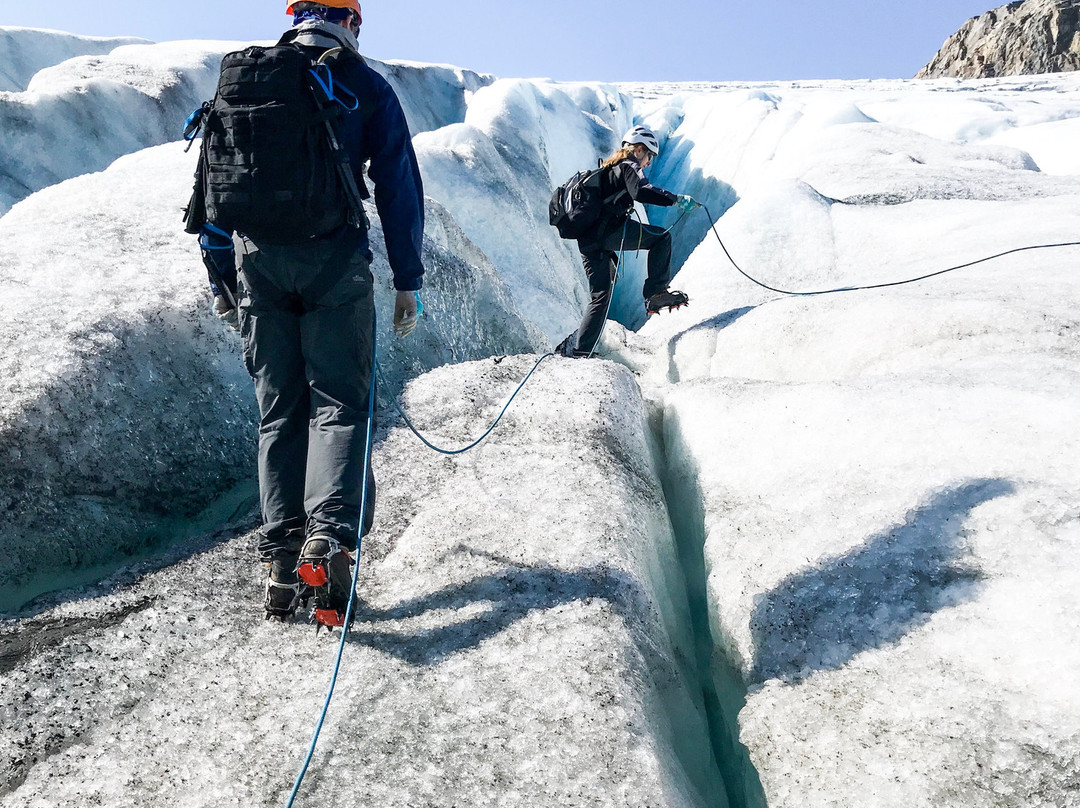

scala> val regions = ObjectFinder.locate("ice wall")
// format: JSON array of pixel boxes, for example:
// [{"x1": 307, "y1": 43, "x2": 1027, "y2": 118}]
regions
[
  {"x1": 0, "y1": 141, "x2": 543, "y2": 608},
  {"x1": 370, "y1": 57, "x2": 495, "y2": 137},
  {"x1": 0, "y1": 40, "x2": 238, "y2": 216},
  {"x1": 0, "y1": 26, "x2": 146, "y2": 92},
  {"x1": 0, "y1": 39, "x2": 493, "y2": 216},
  {"x1": 414, "y1": 78, "x2": 635, "y2": 342}
]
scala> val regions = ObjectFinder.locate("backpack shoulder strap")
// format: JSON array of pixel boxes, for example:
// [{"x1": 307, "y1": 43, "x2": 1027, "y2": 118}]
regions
[
  {"x1": 276, "y1": 25, "x2": 352, "y2": 52},
  {"x1": 277, "y1": 25, "x2": 362, "y2": 63},
  {"x1": 598, "y1": 164, "x2": 625, "y2": 206},
  {"x1": 316, "y1": 47, "x2": 379, "y2": 124}
]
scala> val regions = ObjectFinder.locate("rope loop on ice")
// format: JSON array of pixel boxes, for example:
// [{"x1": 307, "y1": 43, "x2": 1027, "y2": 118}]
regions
[
  {"x1": 697, "y1": 202, "x2": 1080, "y2": 297},
  {"x1": 379, "y1": 352, "x2": 554, "y2": 456},
  {"x1": 286, "y1": 347, "x2": 551, "y2": 803}
]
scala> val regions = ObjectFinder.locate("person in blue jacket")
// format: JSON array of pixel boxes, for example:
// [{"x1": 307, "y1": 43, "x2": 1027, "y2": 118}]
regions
[
  {"x1": 197, "y1": 0, "x2": 424, "y2": 626},
  {"x1": 558, "y1": 126, "x2": 697, "y2": 358}
]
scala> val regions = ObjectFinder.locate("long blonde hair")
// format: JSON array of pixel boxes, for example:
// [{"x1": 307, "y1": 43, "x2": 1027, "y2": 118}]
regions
[{"x1": 600, "y1": 147, "x2": 634, "y2": 169}]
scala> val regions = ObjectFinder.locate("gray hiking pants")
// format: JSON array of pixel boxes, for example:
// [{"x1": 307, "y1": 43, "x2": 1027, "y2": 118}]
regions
[{"x1": 237, "y1": 235, "x2": 376, "y2": 562}]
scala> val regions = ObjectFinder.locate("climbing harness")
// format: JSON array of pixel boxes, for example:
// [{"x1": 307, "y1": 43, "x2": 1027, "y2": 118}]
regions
[
  {"x1": 588, "y1": 205, "x2": 696, "y2": 354},
  {"x1": 696, "y1": 202, "x2": 1080, "y2": 297}
]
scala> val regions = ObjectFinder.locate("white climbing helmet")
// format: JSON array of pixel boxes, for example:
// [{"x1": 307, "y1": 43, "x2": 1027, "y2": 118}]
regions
[{"x1": 621, "y1": 125, "x2": 660, "y2": 157}]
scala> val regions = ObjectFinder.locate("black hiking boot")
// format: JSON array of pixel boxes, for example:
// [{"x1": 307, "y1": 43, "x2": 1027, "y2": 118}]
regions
[
  {"x1": 555, "y1": 330, "x2": 594, "y2": 358},
  {"x1": 264, "y1": 556, "x2": 310, "y2": 622},
  {"x1": 555, "y1": 330, "x2": 578, "y2": 358},
  {"x1": 297, "y1": 533, "x2": 355, "y2": 632},
  {"x1": 645, "y1": 289, "x2": 690, "y2": 316}
]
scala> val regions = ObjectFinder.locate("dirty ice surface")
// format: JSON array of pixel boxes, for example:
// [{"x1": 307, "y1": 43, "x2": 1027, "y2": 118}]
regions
[{"x1": 0, "y1": 358, "x2": 722, "y2": 808}]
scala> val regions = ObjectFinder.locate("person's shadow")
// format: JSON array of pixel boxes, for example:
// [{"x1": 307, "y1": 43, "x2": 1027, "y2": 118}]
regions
[
  {"x1": 749, "y1": 478, "x2": 1014, "y2": 684},
  {"x1": 348, "y1": 548, "x2": 643, "y2": 666}
]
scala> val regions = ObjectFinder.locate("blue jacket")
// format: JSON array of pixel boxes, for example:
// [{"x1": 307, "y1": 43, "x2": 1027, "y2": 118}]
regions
[
  {"x1": 333, "y1": 40, "x2": 426, "y2": 291},
  {"x1": 201, "y1": 22, "x2": 425, "y2": 296}
]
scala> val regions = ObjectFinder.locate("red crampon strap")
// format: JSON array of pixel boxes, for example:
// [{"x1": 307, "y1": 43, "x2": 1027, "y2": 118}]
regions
[
  {"x1": 297, "y1": 562, "x2": 329, "y2": 588},
  {"x1": 313, "y1": 608, "x2": 346, "y2": 628}
]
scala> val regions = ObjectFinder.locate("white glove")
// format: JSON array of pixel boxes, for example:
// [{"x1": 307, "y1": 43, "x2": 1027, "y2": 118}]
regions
[
  {"x1": 213, "y1": 295, "x2": 239, "y2": 331},
  {"x1": 393, "y1": 290, "x2": 423, "y2": 338}
]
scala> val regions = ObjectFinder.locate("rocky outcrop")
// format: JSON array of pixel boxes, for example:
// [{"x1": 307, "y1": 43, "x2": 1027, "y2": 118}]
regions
[{"x1": 917, "y1": 0, "x2": 1080, "y2": 78}]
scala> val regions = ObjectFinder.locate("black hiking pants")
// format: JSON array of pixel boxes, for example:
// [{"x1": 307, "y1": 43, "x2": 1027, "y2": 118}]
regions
[
  {"x1": 575, "y1": 219, "x2": 672, "y2": 355},
  {"x1": 238, "y1": 235, "x2": 376, "y2": 562}
]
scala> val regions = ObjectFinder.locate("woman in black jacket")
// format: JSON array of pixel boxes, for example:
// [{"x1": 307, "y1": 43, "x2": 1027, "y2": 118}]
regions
[{"x1": 559, "y1": 126, "x2": 696, "y2": 358}]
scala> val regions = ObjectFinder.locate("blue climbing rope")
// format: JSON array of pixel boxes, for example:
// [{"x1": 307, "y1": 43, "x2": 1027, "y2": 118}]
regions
[
  {"x1": 284, "y1": 329, "x2": 378, "y2": 808},
  {"x1": 284, "y1": 342, "x2": 552, "y2": 804},
  {"x1": 281, "y1": 203, "x2": 690, "y2": 802},
  {"x1": 377, "y1": 353, "x2": 554, "y2": 455},
  {"x1": 698, "y1": 202, "x2": 1080, "y2": 297}
]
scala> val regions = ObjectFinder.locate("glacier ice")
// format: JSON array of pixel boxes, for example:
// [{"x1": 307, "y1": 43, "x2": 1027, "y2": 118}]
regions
[
  {"x1": 0, "y1": 359, "x2": 723, "y2": 808},
  {"x1": 2, "y1": 28, "x2": 1080, "y2": 808},
  {"x1": 0, "y1": 37, "x2": 496, "y2": 217},
  {"x1": 620, "y1": 79, "x2": 1080, "y2": 808},
  {"x1": 0, "y1": 26, "x2": 147, "y2": 93}
]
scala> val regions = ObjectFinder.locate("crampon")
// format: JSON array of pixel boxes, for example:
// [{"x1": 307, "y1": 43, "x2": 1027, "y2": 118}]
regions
[
  {"x1": 264, "y1": 557, "x2": 311, "y2": 623},
  {"x1": 297, "y1": 534, "x2": 356, "y2": 634},
  {"x1": 645, "y1": 289, "x2": 690, "y2": 316}
]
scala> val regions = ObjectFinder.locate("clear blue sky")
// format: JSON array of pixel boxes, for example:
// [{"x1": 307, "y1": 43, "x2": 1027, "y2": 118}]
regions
[{"x1": 4, "y1": 1, "x2": 994, "y2": 81}]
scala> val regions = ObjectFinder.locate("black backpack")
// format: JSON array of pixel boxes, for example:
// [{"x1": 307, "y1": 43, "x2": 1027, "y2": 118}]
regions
[
  {"x1": 184, "y1": 30, "x2": 372, "y2": 244},
  {"x1": 548, "y1": 167, "x2": 611, "y2": 240}
]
